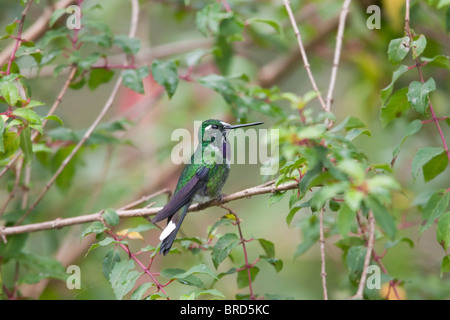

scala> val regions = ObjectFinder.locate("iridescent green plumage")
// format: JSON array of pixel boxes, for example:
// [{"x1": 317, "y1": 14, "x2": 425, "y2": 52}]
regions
[{"x1": 152, "y1": 119, "x2": 263, "y2": 255}]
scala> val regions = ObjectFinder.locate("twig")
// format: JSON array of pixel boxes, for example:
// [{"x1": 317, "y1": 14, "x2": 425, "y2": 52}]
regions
[
  {"x1": 282, "y1": 0, "x2": 326, "y2": 110},
  {"x1": 0, "y1": 0, "x2": 77, "y2": 66},
  {"x1": 5, "y1": 0, "x2": 34, "y2": 75},
  {"x1": 319, "y1": 208, "x2": 328, "y2": 300},
  {"x1": 0, "y1": 181, "x2": 299, "y2": 237},
  {"x1": 404, "y1": 0, "x2": 450, "y2": 164},
  {"x1": 218, "y1": 203, "x2": 256, "y2": 300},
  {"x1": 15, "y1": 0, "x2": 140, "y2": 225},
  {"x1": 0, "y1": 66, "x2": 78, "y2": 180},
  {"x1": 325, "y1": 0, "x2": 351, "y2": 114},
  {"x1": 349, "y1": 210, "x2": 375, "y2": 300}
]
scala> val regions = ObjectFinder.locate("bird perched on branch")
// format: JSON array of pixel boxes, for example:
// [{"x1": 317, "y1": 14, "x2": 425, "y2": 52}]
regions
[{"x1": 152, "y1": 119, "x2": 263, "y2": 255}]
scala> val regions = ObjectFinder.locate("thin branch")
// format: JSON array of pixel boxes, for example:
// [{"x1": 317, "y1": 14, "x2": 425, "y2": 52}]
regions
[
  {"x1": 282, "y1": 0, "x2": 326, "y2": 110},
  {"x1": 0, "y1": 66, "x2": 78, "y2": 180},
  {"x1": 325, "y1": 0, "x2": 351, "y2": 113},
  {"x1": 404, "y1": 0, "x2": 450, "y2": 164},
  {"x1": 0, "y1": 181, "x2": 299, "y2": 237},
  {"x1": 349, "y1": 210, "x2": 375, "y2": 300},
  {"x1": 319, "y1": 208, "x2": 328, "y2": 300},
  {"x1": 5, "y1": 0, "x2": 34, "y2": 75},
  {"x1": 15, "y1": 0, "x2": 140, "y2": 225},
  {"x1": 218, "y1": 203, "x2": 256, "y2": 300}
]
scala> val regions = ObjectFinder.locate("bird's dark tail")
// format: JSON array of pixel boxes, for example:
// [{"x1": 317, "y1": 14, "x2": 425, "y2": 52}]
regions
[{"x1": 159, "y1": 202, "x2": 191, "y2": 255}]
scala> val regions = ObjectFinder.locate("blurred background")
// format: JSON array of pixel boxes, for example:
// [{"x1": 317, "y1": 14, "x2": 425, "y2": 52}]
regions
[{"x1": 0, "y1": 0, "x2": 449, "y2": 299}]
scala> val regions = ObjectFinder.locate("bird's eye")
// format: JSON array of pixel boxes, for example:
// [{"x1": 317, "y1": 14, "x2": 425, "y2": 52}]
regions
[{"x1": 212, "y1": 124, "x2": 218, "y2": 129}]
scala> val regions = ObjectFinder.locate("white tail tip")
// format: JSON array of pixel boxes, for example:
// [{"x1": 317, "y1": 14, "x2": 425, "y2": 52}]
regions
[{"x1": 159, "y1": 221, "x2": 176, "y2": 241}]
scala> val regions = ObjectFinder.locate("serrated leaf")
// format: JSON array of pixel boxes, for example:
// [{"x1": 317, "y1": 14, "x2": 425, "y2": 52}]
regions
[
  {"x1": 1, "y1": 81, "x2": 21, "y2": 106},
  {"x1": 44, "y1": 115, "x2": 64, "y2": 126},
  {"x1": 421, "y1": 55, "x2": 450, "y2": 70},
  {"x1": 411, "y1": 147, "x2": 445, "y2": 181},
  {"x1": 388, "y1": 37, "x2": 410, "y2": 65},
  {"x1": 151, "y1": 60, "x2": 178, "y2": 99},
  {"x1": 407, "y1": 78, "x2": 436, "y2": 114},
  {"x1": 212, "y1": 233, "x2": 240, "y2": 268}
]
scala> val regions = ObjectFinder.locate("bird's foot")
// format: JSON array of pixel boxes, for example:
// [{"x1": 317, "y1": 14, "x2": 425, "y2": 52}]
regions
[{"x1": 217, "y1": 193, "x2": 227, "y2": 204}]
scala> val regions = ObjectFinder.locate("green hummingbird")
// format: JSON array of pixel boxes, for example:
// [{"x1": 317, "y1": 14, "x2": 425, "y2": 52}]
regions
[{"x1": 152, "y1": 119, "x2": 263, "y2": 255}]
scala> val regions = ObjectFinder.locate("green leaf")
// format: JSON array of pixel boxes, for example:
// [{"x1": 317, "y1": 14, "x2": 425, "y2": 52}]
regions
[
  {"x1": 195, "y1": 3, "x2": 232, "y2": 37},
  {"x1": 421, "y1": 55, "x2": 450, "y2": 70},
  {"x1": 113, "y1": 35, "x2": 141, "y2": 55},
  {"x1": 245, "y1": 17, "x2": 284, "y2": 38},
  {"x1": 0, "y1": 131, "x2": 20, "y2": 161},
  {"x1": 49, "y1": 8, "x2": 66, "y2": 27},
  {"x1": 161, "y1": 264, "x2": 217, "y2": 280},
  {"x1": 103, "y1": 208, "x2": 120, "y2": 227},
  {"x1": 102, "y1": 249, "x2": 121, "y2": 280},
  {"x1": 5, "y1": 21, "x2": 18, "y2": 34},
  {"x1": 346, "y1": 246, "x2": 367, "y2": 283},
  {"x1": 81, "y1": 221, "x2": 108, "y2": 239},
  {"x1": 436, "y1": 211, "x2": 450, "y2": 250},
  {"x1": 441, "y1": 255, "x2": 450, "y2": 277},
  {"x1": 294, "y1": 216, "x2": 319, "y2": 258},
  {"x1": 51, "y1": 144, "x2": 80, "y2": 191},
  {"x1": 237, "y1": 266, "x2": 259, "y2": 289},
  {"x1": 268, "y1": 191, "x2": 286, "y2": 206},
  {"x1": 411, "y1": 147, "x2": 445, "y2": 182},
  {"x1": 1, "y1": 81, "x2": 21, "y2": 106},
  {"x1": 411, "y1": 34, "x2": 427, "y2": 59},
  {"x1": 19, "y1": 126, "x2": 33, "y2": 165},
  {"x1": 407, "y1": 78, "x2": 436, "y2": 114},
  {"x1": 12, "y1": 108, "x2": 42, "y2": 125},
  {"x1": 150, "y1": 60, "x2": 178, "y2": 99},
  {"x1": 392, "y1": 119, "x2": 423, "y2": 157},
  {"x1": 261, "y1": 256, "x2": 283, "y2": 273},
  {"x1": 422, "y1": 151, "x2": 449, "y2": 182},
  {"x1": 212, "y1": 233, "x2": 240, "y2": 268},
  {"x1": 88, "y1": 68, "x2": 115, "y2": 90},
  {"x1": 0, "y1": 117, "x2": 5, "y2": 153},
  {"x1": 380, "y1": 87, "x2": 409, "y2": 127},
  {"x1": 258, "y1": 238, "x2": 275, "y2": 258},
  {"x1": 0, "y1": 233, "x2": 28, "y2": 259},
  {"x1": 388, "y1": 37, "x2": 410, "y2": 65},
  {"x1": 16, "y1": 252, "x2": 68, "y2": 284},
  {"x1": 44, "y1": 115, "x2": 64, "y2": 126},
  {"x1": 122, "y1": 65, "x2": 149, "y2": 95},
  {"x1": 109, "y1": 259, "x2": 141, "y2": 300},
  {"x1": 420, "y1": 190, "x2": 450, "y2": 234},
  {"x1": 310, "y1": 181, "x2": 349, "y2": 211},
  {"x1": 337, "y1": 203, "x2": 356, "y2": 237},
  {"x1": 131, "y1": 283, "x2": 153, "y2": 300},
  {"x1": 384, "y1": 237, "x2": 415, "y2": 249},
  {"x1": 365, "y1": 196, "x2": 397, "y2": 240},
  {"x1": 380, "y1": 65, "x2": 409, "y2": 104}
]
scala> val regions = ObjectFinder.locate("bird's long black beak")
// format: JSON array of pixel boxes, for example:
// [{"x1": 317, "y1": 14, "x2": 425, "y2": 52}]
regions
[{"x1": 225, "y1": 122, "x2": 264, "y2": 130}]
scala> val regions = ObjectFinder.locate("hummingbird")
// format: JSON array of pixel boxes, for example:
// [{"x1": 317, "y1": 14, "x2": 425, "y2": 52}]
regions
[{"x1": 152, "y1": 119, "x2": 263, "y2": 255}]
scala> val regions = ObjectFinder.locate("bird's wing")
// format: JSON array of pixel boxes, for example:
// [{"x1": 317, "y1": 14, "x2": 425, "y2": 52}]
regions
[{"x1": 151, "y1": 166, "x2": 210, "y2": 224}]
